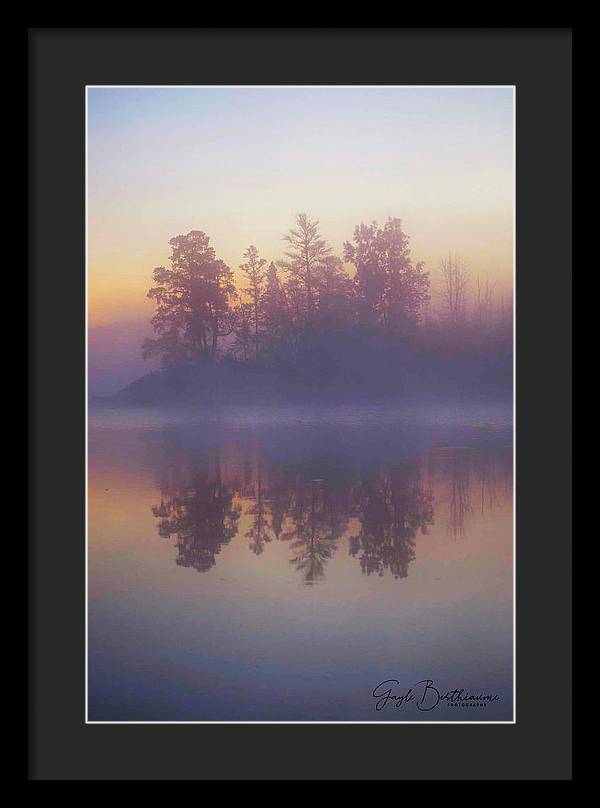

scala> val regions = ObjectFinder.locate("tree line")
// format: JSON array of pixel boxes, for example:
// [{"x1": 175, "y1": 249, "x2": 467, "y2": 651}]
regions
[{"x1": 143, "y1": 213, "x2": 511, "y2": 366}]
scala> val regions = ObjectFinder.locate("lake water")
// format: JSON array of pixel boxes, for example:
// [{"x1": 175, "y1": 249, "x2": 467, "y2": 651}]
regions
[{"x1": 88, "y1": 403, "x2": 513, "y2": 722}]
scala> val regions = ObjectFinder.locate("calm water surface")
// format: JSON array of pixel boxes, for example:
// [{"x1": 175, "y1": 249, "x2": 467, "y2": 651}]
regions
[{"x1": 88, "y1": 403, "x2": 513, "y2": 721}]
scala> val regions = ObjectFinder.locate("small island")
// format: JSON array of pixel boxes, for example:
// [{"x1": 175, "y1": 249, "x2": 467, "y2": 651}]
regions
[{"x1": 109, "y1": 214, "x2": 512, "y2": 407}]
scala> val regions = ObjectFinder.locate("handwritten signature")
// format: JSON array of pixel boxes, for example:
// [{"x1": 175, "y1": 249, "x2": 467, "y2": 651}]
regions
[{"x1": 372, "y1": 679, "x2": 500, "y2": 712}]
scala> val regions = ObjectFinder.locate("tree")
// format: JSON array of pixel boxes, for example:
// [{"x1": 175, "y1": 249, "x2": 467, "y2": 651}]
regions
[
  {"x1": 316, "y1": 255, "x2": 354, "y2": 329},
  {"x1": 262, "y1": 261, "x2": 289, "y2": 345},
  {"x1": 280, "y1": 213, "x2": 331, "y2": 329},
  {"x1": 143, "y1": 230, "x2": 236, "y2": 365},
  {"x1": 231, "y1": 302, "x2": 254, "y2": 361},
  {"x1": 240, "y1": 245, "x2": 267, "y2": 360},
  {"x1": 475, "y1": 275, "x2": 496, "y2": 331},
  {"x1": 344, "y1": 218, "x2": 429, "y2": 336},
  {"x1": 441, "y1": 253, "x2": 469, "y2": 327}
]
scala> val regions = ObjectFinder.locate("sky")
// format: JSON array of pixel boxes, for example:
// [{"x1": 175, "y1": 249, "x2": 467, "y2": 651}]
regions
[{"x1": 88, "y1": 86, "x2": 514, "y2": 390}]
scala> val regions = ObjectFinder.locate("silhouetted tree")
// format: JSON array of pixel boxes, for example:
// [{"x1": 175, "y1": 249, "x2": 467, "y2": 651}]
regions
[
  {"x1": 231, "y1": 302, "x2": 254, "y2": 361},
  {"x1": 344, "y1": 218, "x2": 429, "y2": 336},
  {"x1": 262, "y1": 261, "x2": 289, "y2": 346},
  {"x1": 143, "y1": 230, "x2": 236, "y2": 364},
  {"x1": 475, "y1": 276, "x2": 495, "y2": 331},
  {"x1": 280, "y1": 213, "x2": 331, "y2": 329},
  {"x1": 240, "y1": 245, "x2": 267, "y2": 360},
  {"x1": 441, "y1": 253, "x2": 469, "y2": 327},
  {"x1": 283, "y1": 275, "x2": 305, "y2": 335},
  {"x1": 316, "y1": 255, "x2": 354, "y2": 329}
]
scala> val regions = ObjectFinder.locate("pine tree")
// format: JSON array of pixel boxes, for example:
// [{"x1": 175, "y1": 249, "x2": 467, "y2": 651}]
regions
[
  {"x1": 280, "y1": 213, "x2": 331, "y2": 329},
  {"x1": 240, "y1": 245, "x2": 267, "y2": 360}
]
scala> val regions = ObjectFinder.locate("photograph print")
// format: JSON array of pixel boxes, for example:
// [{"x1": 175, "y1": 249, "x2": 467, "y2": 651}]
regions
[{"x1": 87, "y1": 86, "x2": 514, "y2": 723}]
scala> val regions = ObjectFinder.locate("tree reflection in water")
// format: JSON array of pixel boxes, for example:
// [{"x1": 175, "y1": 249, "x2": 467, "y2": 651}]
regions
[
  {"x1": 349, "y1": 465, "x2": 433, "y2": 579},
  {"x1": 244, "y1": 453, "x2": 274, "y2": 556},
  {"x1": 150, "y1": 432, "x2": 506, "y2": 583},
  {"x1": 284, "y1": 479, "x2": 339, "y2": 586},
  {"x1": 426, "y1": 445, "x2": 509, "y2": 539},
  {"x1": 152, "y1": 448, "x2": 241, "y2": 572}
]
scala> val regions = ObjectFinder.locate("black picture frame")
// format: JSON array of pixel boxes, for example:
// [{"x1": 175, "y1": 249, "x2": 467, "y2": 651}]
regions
[{"x1": 29, "y1": 28, "x2": 572, "y2": 780}]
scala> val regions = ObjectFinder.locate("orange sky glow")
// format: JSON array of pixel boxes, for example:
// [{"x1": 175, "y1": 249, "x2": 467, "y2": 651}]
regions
[{"x1": 88, "y1": 86, "x2": 514, "y2": 363}]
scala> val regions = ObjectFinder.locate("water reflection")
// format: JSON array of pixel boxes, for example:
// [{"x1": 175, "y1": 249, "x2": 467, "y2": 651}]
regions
[
  {"x1": 349, "y1": 465, "x2": 433, "y2": 579},
  {"x1": 285, "y1": 479, "x2": 340, "y2": 585},
  {"x1": 150, "y1": 429, "x2": 510, "y2": 584},
  {"x1": 89, "y1": 415, "x2": 513, "y2": 721},
  {"x1": 426, "y1": 446, "x2": 511, "y2": 538},
  {"x1": 152, "y1": 448, "x2": 242, "y2": 572},
  {"x1": 245, "y1": 456, "x2": 273, "y2": 555}
]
